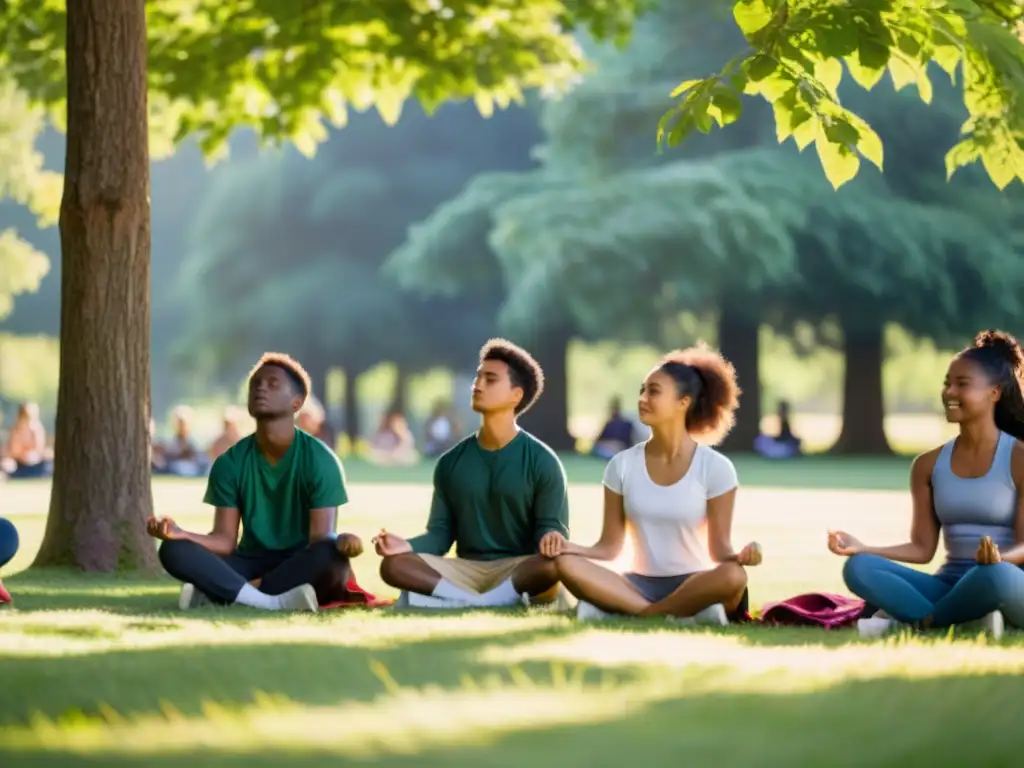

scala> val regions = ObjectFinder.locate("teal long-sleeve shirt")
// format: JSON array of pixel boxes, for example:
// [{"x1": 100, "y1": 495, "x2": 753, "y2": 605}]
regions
[{"x1": 408, "y1": 431, "x2": 570, "y2": 560}]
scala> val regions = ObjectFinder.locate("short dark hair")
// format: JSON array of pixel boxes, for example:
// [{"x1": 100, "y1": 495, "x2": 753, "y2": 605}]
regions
[
  {"x1": 658, "y1": 343, "x2": 741, "y2": 446},
  {"x1": 480, "y1": 338, "x2": 544, "y2": 415},
  {"x1": 249, "y1": 352, "x2": 311, "y2": 404}
]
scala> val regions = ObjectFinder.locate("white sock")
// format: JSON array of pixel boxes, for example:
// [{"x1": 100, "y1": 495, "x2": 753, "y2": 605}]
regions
[
  {"x1": 234, "y1": 583, "x2": 282, "y2": 609},
  {"x1": 475, "y1": 578, "x2": 520, "y2": 607},
  {"x1": 432, "y1": 579, "x2": 480, "y2": 603}
]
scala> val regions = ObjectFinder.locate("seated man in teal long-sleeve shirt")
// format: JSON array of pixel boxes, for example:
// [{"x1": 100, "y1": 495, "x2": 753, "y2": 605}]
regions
[{"x1": 373, "y1": 339, "x2": 569, "y2": 607}]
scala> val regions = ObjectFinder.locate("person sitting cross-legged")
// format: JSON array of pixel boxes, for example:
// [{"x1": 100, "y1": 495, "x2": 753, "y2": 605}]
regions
[
  {"x1": 0, "y1": 517, "x2": 18, "y2": 604},
  {"x1": 542, "y1": 345, "x2": 761, "y2": 625},
  {"x1": 373, "y1": 338, "x2": 569, "y2": 609},
  {"x1": 150, "y1": 352, "x2": 360, "y2": 612}
]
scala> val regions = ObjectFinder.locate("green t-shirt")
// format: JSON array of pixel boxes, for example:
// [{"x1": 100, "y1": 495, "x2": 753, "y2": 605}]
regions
[
  {"x1": 203, "y1": 429, "x2": 348, "y2": 553},
  {"x1": 409, "y1": 431, "x2": 570, "y2": 561}
]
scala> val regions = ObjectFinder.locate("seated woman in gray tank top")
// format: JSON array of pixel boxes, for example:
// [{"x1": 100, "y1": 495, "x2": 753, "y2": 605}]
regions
[{"x1": 828, "y1": 330, "x2": 1024, "y2": 639}]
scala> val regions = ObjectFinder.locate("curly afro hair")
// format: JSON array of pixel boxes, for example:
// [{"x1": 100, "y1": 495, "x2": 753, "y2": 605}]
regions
[
  {"x1": 480, "y1": 338, "x2": 545, "y2": 415},
  {"x1": 249, "y1": 352, "x2": 311, "y2": 406},
  {"x1": 657, "y1": 342, "x2": 741, "y2": 446}
]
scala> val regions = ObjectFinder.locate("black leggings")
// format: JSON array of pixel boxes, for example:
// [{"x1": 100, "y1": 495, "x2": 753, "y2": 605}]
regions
[{"x1": 158, "y1": 538, "x2": 349, "y2": 604}]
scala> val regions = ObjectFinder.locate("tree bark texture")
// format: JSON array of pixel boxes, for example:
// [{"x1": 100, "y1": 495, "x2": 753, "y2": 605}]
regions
[
  {"x1": 343, "y1": 368, "x2": 362, "y2": 444},
  {"x1": 518, "y1": 326, "x2": 576, "y2": 451},
  {"x1": 831, "y1": 319, "x2": 892, "y2": 455},
  {"x1": 716, "y1": 307, "x2": 762, "y2": 453},
  {"x1": 34, "y1": 1, "x2": 156, "y2": 570}
]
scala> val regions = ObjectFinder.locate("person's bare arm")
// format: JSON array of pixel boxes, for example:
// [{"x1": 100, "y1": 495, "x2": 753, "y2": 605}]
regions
[
  {"x1": 309, "y1": 507, "x2": 336, "y2": 542},
  {"x1": 834, "y1": 450, "x2": 941, "y2": 564},
  {"x1": 566, "y1": 487, "x2": 628, "y2": 561},
  {"x1": 150, "y1": 507, "x2": 240, "y2": 556},
  {"x1": 994, "y1": 443, "x2": 1024, "y2": 565},
  {"x1": 706, "y1": 489, "x2": 738, "y2": 563}
]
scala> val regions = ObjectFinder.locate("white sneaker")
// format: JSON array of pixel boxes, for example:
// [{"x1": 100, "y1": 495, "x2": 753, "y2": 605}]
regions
[
  {"x1": 858, "y1": 617, "x2": 897, "y2": 639},
  {"x1": 576, "y1": 601, "x2": 613, "y2": 621},
  {"x1": 693, "y1": 603, "x2": 729, "y2": 626},
  {"x1": 555, "y1": 585, "x2": 575, "y2": 612},
  {"x1": 275, "y1": 583, "x2": 319, "y2": 612},
  {"x1": 178, "y1": 583, "x2": 211, "y2": 610},
  {"x1": 964, "y1": 610, "x2": 1005, "y2": 640},
  {"x1": 399, "y1": 590, "x2": 474, "y2": 610}
]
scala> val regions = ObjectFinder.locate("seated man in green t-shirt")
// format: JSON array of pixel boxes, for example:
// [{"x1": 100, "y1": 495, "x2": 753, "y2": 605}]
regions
[
  {"x1": 374, "y1": 339, "x2": 569, "y2": 608},
  {"x1": 148, "y1": 353, "x2": 362, "y2": 612}
]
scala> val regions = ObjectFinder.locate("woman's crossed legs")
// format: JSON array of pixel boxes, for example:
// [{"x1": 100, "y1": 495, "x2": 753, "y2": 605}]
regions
[
  {"x1": 843, "y1": 553, "x2": 1024, "y2": 628},
  {"x1": 554, "y1": 555, "x2": 748, "y2": 619}
]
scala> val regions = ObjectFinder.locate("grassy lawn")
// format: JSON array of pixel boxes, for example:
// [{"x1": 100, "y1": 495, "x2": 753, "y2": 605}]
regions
[{"x1": 3, "y1": 471, "x2": 1023, "y2": 766}]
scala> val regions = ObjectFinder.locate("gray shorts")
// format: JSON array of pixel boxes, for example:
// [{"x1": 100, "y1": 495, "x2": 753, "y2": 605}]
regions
[
  {"x1": 625, "y1": 572, "x2": 694, "y2": 602},
  {"x1": 625, "y1": 571, "x2": 750, "y2": 620}
]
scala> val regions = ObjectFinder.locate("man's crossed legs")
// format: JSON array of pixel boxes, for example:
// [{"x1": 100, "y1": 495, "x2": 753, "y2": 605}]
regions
[
  {"x1": 160, "y1": 537, "x2": 350, "y2": 611},
  {"x1": 380, "y1": 553, "x2": 560, "y2": 608}
]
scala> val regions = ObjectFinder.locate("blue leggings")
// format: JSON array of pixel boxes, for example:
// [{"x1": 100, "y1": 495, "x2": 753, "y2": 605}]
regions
[
  {"x1": 0, "y1": 518, "x2": 19, "y2": 569},
  {"x1": 844, "y1": 553, "x2": 1024, "y2": 628}
]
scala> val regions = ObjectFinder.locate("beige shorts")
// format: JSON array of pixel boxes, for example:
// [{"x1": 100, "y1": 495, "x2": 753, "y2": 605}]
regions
[{"x1": 418, "y1": 554, "x2": 531, "y2": 594}]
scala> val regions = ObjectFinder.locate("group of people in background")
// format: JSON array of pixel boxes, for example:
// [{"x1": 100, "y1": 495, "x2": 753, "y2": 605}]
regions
[{"x1": 2, "y1": 331, "x2": 1023, "y2": 642}]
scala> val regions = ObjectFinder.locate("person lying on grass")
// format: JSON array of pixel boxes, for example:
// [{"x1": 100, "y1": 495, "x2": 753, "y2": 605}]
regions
[
  {"x1": 372, "y1": 339, "x2": 568, "y2": 608},
  {"x1": 831, "y1": 330, "x2": 1024, "y2": 640},
  {"x1": 541, "y1": 344, "x2": 762, "y2": 625},
  {"x1": 148, "y1": 353, "x2": 361, "y2": 612}
]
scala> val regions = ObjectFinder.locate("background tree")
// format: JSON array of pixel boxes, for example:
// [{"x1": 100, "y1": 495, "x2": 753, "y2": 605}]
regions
[
  {"x1": 175, "y1": 103, "x2": 538, "y2": 441},
  {"x1": 0, "y1": 0, "x2": 647, "y2": 571},
  {"x1": 388, "y1": 171, "x2": 582, "y2": 449}
]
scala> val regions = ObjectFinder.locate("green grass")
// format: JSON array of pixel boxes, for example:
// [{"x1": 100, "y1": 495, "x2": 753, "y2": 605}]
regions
[{"x1": 2, "y1": 476, "x2": 1023, "y2": 766}]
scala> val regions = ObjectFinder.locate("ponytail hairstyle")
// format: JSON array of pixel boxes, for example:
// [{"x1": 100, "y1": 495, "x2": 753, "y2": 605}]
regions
[
  {"x1": 657, "y1": 342, "x2": 741, "y2": 445},
  {"x1": 957, "y1": 329, "x2": 1024, "y2": 441}
]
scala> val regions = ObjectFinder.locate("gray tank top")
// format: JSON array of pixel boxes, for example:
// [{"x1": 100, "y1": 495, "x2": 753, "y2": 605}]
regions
[{"x1": 932, "y1": 431, "x2": 1018, "y2": 578}]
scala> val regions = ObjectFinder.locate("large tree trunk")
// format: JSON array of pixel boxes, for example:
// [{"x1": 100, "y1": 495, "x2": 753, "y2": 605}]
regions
[
  {"x1": 831, "y1": 319, "x2": 892, "y2": 455},
  {"x1": 343, "y1": 368, "x2": 361, "y2": 445},
  {"x1": 716, "y1": 306, "x2": 762, "y2": 453},
  {"x1": 518, "y1": 325, "x2": 575, "y2": 451},
  {"x1": 33, "y1": 1, "x2": 156, "y2": 571},
  {"x1": 304, "y1": 357, "x2": 330, "y2": 404},
  {"x1": 389, "y1": 364, "x2": 409, "y2": 415}
]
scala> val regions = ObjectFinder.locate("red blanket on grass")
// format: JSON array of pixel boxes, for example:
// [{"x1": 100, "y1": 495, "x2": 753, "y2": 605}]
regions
[
  {"x1": 319, "y1": 576, "x2": 393, "y2": 610},
  {"x1": 757, "y1": 592, "x2": 867, "y2": 629}
]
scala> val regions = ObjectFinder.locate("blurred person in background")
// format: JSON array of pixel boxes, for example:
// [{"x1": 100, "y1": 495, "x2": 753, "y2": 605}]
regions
[
  {"x1": 753, "y1": 399, "x2": 803, "y2": 459},
  {"x1": 155, "y1": 405, "x2": 209, "y2": 477},
  {"x1": 367, "y1": 410, "x2": 418, "y2": 466},
  {"x1": 3, "y1": 402, "x2": 50, "y2": 479},
  {"x1": 591, "y1": 396, "x2": 636, "y2": 460},
  {"x1": 423, "y1": 399, "x2": 459, "y2": 457},
  {"x1": 831, "y1": 330, "x2": 1024, "y2": 640},
  {"x1": 209, "y1": 405, "x2": 244, "y2": 461},
  {"x1": 297, "y1": 394, "x2": 336, "y2": 451}
]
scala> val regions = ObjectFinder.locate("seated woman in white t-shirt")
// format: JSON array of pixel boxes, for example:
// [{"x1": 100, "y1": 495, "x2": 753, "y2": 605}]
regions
[{"x1": 540, "y1": 345, "x2": 762, "y2": 624}]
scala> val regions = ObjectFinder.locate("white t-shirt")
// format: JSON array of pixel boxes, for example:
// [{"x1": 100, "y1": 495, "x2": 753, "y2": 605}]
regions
[{"x1": 603, "y1": 441, "x2": 739, "y2": 577}]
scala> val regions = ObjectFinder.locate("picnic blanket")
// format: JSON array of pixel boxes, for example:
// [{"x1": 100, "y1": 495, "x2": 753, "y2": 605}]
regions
[
  {"x1": 757, "y1": 592, "x2": 868, "y2": 629},
  {"x1": 319, "y1": 575, "x2": 393, "y2": 610}
]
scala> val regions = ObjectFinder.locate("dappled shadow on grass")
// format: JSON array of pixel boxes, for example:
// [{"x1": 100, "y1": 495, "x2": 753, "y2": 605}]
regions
[
  {"x1": 2, "y1": 673, "x2": 1023, "y2": 767},
  {"x1": 0, "y1": 624, "x2": 599, "y2": 728}
]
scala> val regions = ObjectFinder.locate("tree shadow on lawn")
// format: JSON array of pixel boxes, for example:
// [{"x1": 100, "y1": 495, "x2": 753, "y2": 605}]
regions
[
  {"x1": 3, "y1": 568, "x2": 396, "y2": 617},
  {"x1": 2, "y1": 672, "x2": 1022, "y2": 767},
  {"x1": 0, "y1": 624, "x2": 614, "y2": 728}
]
